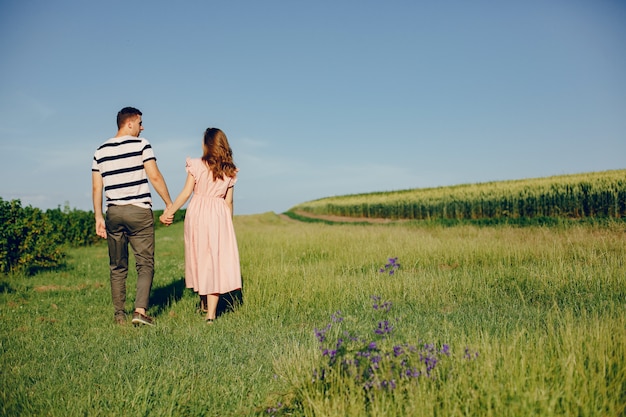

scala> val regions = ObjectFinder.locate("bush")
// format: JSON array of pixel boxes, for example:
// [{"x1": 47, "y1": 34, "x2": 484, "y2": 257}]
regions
[
  {"x1": 45, "y1": 204, "x2": 99, "y2": 247},
  {"x1": 0, "y1": 199, "x2": 66, "y2": 274},
  {"x1": 0, "y1": 198, "x2": 185, "y2": 275},
  {"x1": 0, "y1": 199, "x2": 99, "y2": 275}
]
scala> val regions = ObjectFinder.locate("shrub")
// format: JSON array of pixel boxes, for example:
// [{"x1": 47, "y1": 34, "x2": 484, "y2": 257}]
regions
[
  {"x1": 45, "y1": 203, "x2": 99, "y2": 247},
  {"x1": 0, "y1": 198, "x2": 186, "y2": 275},
  {"x1": 0, "y1": 199, "x2": 65, "y2": 274}
]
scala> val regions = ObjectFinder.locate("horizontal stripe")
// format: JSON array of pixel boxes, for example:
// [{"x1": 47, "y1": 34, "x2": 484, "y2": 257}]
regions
[
  {"x1": 96, "y1": 150, "x2": 143, "y2": 164},
  {"x1": 101, "y1": 164, "x2": 144, "y2": 178},
  {"x1": 107, "y1": 193, "x2": 152, "y2": 203},
  {"x1": 105, "y1": 179, "x2": 149, "y2": 191},
  {"x1": 97, "y1": 138, "x2": 144, "y2": 149}
]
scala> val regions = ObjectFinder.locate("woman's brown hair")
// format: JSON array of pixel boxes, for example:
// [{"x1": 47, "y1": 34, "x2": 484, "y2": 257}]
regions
[{"x1": 202, "y1": 128, "x2": 237, "y2": 181}]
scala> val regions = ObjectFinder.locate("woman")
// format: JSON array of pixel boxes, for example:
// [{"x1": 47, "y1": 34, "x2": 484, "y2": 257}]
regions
[{"x1": 160, "y1": 128, "x2": 241, "y2": 323}]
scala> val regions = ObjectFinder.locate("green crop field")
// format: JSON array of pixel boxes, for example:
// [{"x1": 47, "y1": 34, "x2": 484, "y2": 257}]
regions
[
  {"x1": 291, "y1": 169, "x2": 626, "y2": 221},
  {"x1": 1, "y1": 212, "x2": 625, "y2": 416}
]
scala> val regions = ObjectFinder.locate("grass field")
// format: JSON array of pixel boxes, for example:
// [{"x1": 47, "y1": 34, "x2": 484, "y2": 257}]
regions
[{"x1": 1, "y1": 213, "x2": 625, "y2": 416}]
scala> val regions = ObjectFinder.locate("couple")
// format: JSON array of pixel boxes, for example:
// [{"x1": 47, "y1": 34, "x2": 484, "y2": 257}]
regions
[{"x1": 92, "y1": 107, "x2": 241, "y2": 326}]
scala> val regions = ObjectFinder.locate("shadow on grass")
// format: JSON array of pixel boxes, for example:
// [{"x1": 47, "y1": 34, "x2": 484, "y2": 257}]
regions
[
  {"x1": 151, "y1": 277, "x2": 186, "y2": 316},
  {"x1": 217, "y1": 288, "x2": 243, "y2": 318},
  {"x1": 149, "y1": 276, "x2": 244, "y2": 318},
  {"x1": 0, "y1": 281, "x2": 15, "y2": 294}
]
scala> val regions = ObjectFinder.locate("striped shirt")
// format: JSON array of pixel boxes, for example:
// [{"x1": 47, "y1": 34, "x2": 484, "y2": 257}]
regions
[{"x1": 92, "y1": 136, "x2": 156, "y2": 208}]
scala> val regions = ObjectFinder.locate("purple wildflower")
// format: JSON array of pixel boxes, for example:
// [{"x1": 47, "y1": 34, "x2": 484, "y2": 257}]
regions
[
  {"x1": 266, "y1": 402, "x2": 283, "y2": 414},
  {"x1": 374, "y1": 320, "x2": 393, "y2": 335},
  {"x1": 310, "y1": 298, "x2": 460, "y2": 399},
  {"x1": 371, "y1": 295, "x2": 392, "y2": 312},
  {"x1": 331, "y1": 311, "x2": 343, "y2": 323},
  {"x1": 336, "y1": 338, "x2": 344, "y2": 349},
  {"x1": 393, "y1": 345, "x2": 404, "y2": 357},
  {"x1": 379, "y1": 257, "x2": 401, "y2": 275},
  {"x1": 380, "y1": 379, "x2": 397, "y2": 390},
  {"x1": 464, "y1": 347, "x2": 479, "y2": 360},
  {"x1": 314, "y1": 324, "x2": 331, "y2": 344}
]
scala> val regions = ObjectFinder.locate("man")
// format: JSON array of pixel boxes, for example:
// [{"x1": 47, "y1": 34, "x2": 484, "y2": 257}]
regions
[{"x1": 92, "y1": 107, "x2": 172, "y2": 326}]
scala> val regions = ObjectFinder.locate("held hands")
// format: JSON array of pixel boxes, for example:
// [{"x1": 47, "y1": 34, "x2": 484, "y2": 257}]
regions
[{"x1": 159, "y1": 209, "x2": 175, "y2": 226}]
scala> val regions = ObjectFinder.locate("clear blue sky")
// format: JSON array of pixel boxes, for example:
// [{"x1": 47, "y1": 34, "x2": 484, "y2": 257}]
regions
[{"x1": 1, "y1": 0, "x2": 624, "y2": 215}]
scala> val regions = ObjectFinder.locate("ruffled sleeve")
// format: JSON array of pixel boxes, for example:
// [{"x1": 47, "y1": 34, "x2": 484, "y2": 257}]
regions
[
  {"x1": 185, "y1": 157, "x2": 195, "y2": 178},
  {"x1": 228, "y1": 169, "x2": 239, "y2": 188}
]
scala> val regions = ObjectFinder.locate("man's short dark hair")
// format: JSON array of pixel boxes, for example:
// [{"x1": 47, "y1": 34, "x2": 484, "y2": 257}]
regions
[{"x1": 117, "y1": 107, "x2": 142, "y2": 129}]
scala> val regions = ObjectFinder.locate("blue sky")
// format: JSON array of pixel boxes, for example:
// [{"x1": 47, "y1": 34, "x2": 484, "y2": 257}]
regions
[{"x1": 1, "y1": 0, "x2": 624, "y2": 215}]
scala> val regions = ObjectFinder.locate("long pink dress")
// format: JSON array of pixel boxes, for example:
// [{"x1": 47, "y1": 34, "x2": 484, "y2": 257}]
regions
[{"x1": 183, "y1": 157, "x2": 241, "y2": 296}]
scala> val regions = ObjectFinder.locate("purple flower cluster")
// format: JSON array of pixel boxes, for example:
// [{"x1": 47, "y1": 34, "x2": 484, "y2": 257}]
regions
[
  {"x1": 379, "y1": 257, "x2": 400, "y2": 275},
  {"x1": 312, "y1": 296, "x2": 456, "y2": 393},
  {"x1": 464, "y1": 347, "x2": 479, "y2": 360},
  {"x1": 265, "y1": 402, "x2": 282, "y2": 416},
  {"x1": 371, "y1": 295, "x2": 392, "y2": 312},
  {"x1": 375, "y1": 320, "x2": 393, "y2": 335}
]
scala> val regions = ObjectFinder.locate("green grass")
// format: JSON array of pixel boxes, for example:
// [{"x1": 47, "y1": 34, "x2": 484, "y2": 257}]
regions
[{"x1": 1, "y1": 213, "x2": 625, "y2": 416}]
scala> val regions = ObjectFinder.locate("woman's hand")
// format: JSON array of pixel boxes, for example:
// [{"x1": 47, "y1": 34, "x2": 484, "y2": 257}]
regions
[{"x1": 159, "y1": 211, "x2": 174, "y2": 226}]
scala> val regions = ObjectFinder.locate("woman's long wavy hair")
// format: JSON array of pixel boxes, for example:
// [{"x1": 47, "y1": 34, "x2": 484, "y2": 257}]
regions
[{"x1": 202, "y1": 128, "x2": 237, "y2": 181}]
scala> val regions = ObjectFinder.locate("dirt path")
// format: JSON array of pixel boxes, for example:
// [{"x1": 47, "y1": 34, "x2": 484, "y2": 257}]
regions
[{"x1": 280, "y1": 210, "x2": 402, "y2": 224}]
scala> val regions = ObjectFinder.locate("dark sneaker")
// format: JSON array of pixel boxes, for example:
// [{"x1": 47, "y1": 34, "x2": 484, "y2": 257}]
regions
[
  {"x1": 132, "y1": 312, "x2": 154, "y2": 326},
  {"x1": 115, "y1": 314, "x2": 126, "y2": 325}
]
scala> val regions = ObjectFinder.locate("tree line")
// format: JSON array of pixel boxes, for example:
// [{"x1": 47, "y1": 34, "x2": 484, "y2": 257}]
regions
[{"x1": 0, "y1": 198, "x2": 184, "y2": 275}]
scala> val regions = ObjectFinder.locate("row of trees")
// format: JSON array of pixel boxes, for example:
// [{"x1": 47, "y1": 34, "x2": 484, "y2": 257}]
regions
[{"x1": 294, "y1": 170, "x2": 626, "y2": 221}]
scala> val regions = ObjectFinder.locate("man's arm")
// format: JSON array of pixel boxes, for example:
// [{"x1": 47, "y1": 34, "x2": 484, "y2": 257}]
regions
[
  {"x1": 92, "y1": 171, "x2": 107, "y2": 239},
  {"x1": 160, "y1": 172, "x2": 195, "y2": 226},
  {"x1": 144, "y1": 159, "x2": 173, "y2": 207}
]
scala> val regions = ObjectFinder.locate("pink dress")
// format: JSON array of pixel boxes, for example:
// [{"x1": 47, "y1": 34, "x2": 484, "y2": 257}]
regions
[{"x1": 183, "y1": 157, "x2": 241, "y2": 295}]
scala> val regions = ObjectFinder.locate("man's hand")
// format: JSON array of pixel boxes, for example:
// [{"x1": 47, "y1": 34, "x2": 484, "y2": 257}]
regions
[
  {"x1": 159, "y1": 211, "x2": 174, "y2": 226},
  {"x1": 95, "y1": 215, "x2": 107, "y2": 239}
]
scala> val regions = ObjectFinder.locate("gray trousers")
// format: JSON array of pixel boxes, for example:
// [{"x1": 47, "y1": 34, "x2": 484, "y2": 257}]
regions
[{"x1": 105, "y1": 205, "x2": 155, "y2": 317}]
